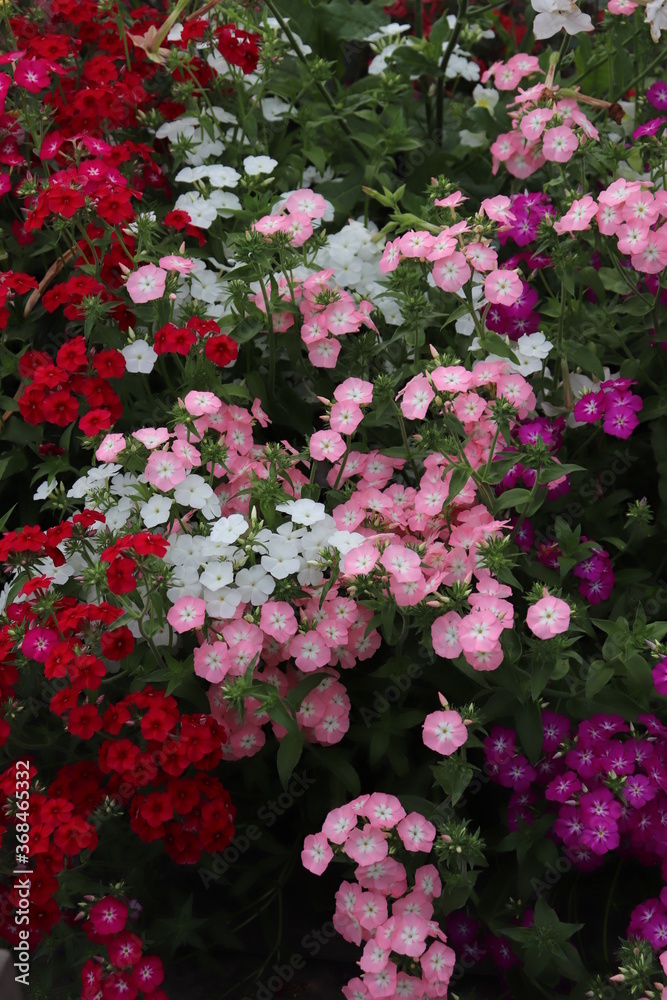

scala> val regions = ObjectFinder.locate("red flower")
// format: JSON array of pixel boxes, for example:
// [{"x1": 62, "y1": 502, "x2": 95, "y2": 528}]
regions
[
  {"x1": 18, "y1": 384, "x2": 46, "y2": 424},
  {"x1": 139, "y1": 792, "x2": 174, "y2": 828},
  {"x1": 214, "y1": 24, "x2": 261, "y2": 74},
  {"x1": 106, "y1": 557, "x2": 137, "y2": 595},
  {"x1": 100, "y1": 626, "x2": 134, "y2": 661},
  {"x1": 54, "y1": 815, "x2": 98, "y2": 854},
  {"x1": 67, "y1": 704, "x2": 103, "y2": 739},
  {"x1": 205, "y1": 334, "x2": 238, "y2": 368},
  {"x1": 79, "y1": 407, "x2": 113, "y2": 436},
  {"x1": 47, "y1": 185, "x2": 86, "y2": 218},
  {"x1": 56, "y1": 335, "x2": 88, "y2": 373},
  {"x1": 163, "y1": 209, "x2": 190, "y2": 229},
  {"x1": 92, "y1": 349, "x2": 126, "y2": 380},
  {"x1": 42, "y1": 390, "x2": 79, "y2": 426}
]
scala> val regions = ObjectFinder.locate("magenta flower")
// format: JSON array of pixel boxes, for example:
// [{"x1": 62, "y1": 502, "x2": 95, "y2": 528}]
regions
[
  {"x1": 647, "y1": 81, "x2": 667, "y2": 110},
  {"x1": 21, "y1": 626, "x2": 59, "y2": 662},
  {"x1": 633, "y1": 117, "x2": 666, "y2": 140},
  {"x1": 653, "y1": 657, "x2": 667, "y2": 695},
  {"x1": 125, "y1": 263, "x2": 167, "y2": 303}
]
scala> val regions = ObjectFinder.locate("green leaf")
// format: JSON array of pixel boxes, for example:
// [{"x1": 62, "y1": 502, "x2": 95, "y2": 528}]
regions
[
  {"x1": 276, "y1": 732, "x2": 304, "y2": 789},
  {"x1": 495, "y1": 488, "x2": 534, "y2": 511},
  {"x1": 478, "y1": 331, "x2": 520, "y2": 364},
  {"x1": 321, "y1": 0, "x2": 389, "y2": 39},
  {"x1": 515, "y1": 700, "x2": 544, "y2": 763},
  {"x1": 446, "y1": 463, "x2": 472, "y2": 505},
  {"x1": 562, "y1": 340, "x2": 604, "y2": 379}
]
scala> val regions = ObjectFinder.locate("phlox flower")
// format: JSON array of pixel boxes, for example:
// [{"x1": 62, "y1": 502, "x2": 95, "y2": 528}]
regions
[
  {"x1": 541, "y1": 124, "x2": 578, "y2": 162},
  {"x1": 553, "y1": 194, "x2": 598, "y2": 234},
  {"x1": 126, "y1": 263, "x2": 167, "y2": 303},
  {"x1": 194, "y1": 641, "x2": 230, "y2": 682},
  {"x1": 458, "y1": 610, "x2": 504, "y2": 652},
  {"x1": 397, "y1": 375, "x2": 434, "y2": 420},
  {"x1": 334, "y1": 378, "x2": 374, "y2": 406},
  {"x1": 284, "y1": 189, "x2": 328, "y2": 218},
  {"x1": 480, "y1": 195, "x2": 515, "y2": 224},
  {"x1": 464, "y1": 242, "x2": 498, "y2": 272},
  {"x1": 310, "y1": 429, "x2": 347, "y2": 462},
  {"x1": 96, "y1": 433, "x2": 126, "y2": 462},
  {"x1": 330, "y1": 401, "x2": 364, "y2": 435},
  {"x1": 422, "y1": 710, "x2": 468, "y2": 755},
  {"x1": 234, "y1": 565, "x2": 275, "y2": 605},
  {"x1": 431, "y1": 611, "x2": 463, "y2": 659},
  {"x1": 122, "y1": 340, "x2": 158, "y2": 374},
  {"x1": 531, "y1": 0, "x2": 594, "y2": 39},
  {"x1": 260, "y1": 601, "x2": 298, "y2": 643},
  {"x1": 140, "y1": 495, "x2": 172, "y2": 528},
  {"x1": 430, "y1": 366, "x2": 475, "y2": 392},
  {"x1": 630, "y1": 228, "x2": 667, "y2": 273},
  {"x1": 283, "y1": 211, "x2": 314, "y2": 246},
  {"x1": 391, "y1": 914, "x2": 431, "y2": 957},
  {"x1": 144, "y1": 450, "x2": 187, "y2": 490},
  {"x1": 22, "y1": 626, "x2": 59, "y2": 662},
  {"x1": 133, "y1": 427, "x2": 170, "y2": 449},
  {"x1": 302, "y1": 833, "x2": 333, "y2": 874},
  {"x1": 344, "y1": 823, "x2": 389, "y2": 864},
  {"x1": 158, "y1": 254, "x2": 195, "y2": 273},
  {"x1": 322, "y1": 805, "x2": 358, "y2": 844},
  {"x1": 167, "y1": 596, "x2": 206, "y2": 633},
  {"x1": 520, "y1": 107, "x2": 554, "y2": 141},
  {"x1": 290, "y1": 631, "x2": 331, "y2": 671},
  {"x1": 380, "y1": 239, "x2": 402, "y2": 273},
  {"x1": 343, "y1": 543, "x2": 379, "y2": 576},
  {"x1": 365, "y1": 793, "x2": 406, "y2": 828},
  {"x1": 308, "y1": 337, "x2": 341, "y2": 368},
  {"x1": 400, "y1": 231, "x2": 436, "y2": 258},
  {"x1": 342, "y1": 978, "x2": 369, "y2": 1000},
  {"x1": 364, "y1": 962, "x2": 397, "y2": 997},
  {"x1": 210, "y1": 514, "x2": 248, "y2": 543},
  {"x1": 89, "y1": 897, "x2": 128, "y2": 936},
  {"x1": 183, "y1": 391, "x2": 221, "y2": 416},
  {"x1": 431, "y1": 252, "x2": 471, "y2": 292},
  {"x1": 396, "y1": 813, "x2": 436, "y2": 852},
  {"x1": 526, "y1": 592, "x2": 570, "y2": 638},
  {"x1": 484, "y1": 269, "x2": 523, "y2": 305},
  {"x1": 360, "y1": 939, "x2": 390, "y2": 974},
  {"x1": 276, "y1": 498, "x2": 327, "y2": 525},
  {"x1": 380, "y1": 544, "x2": 422, "y2": 582},
  {"x1": 355, "y1": 891, "x2": 388, "y2": 931},
  {"x1": 415, "y1": 865, "x2": 442, "y2": 900}
]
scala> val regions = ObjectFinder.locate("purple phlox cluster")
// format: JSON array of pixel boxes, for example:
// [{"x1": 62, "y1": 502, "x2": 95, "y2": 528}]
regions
[
  {"x1": 497, "y1": 192, "x2": 554, "y2": 247},
  {"x1": 483, "y1": 713, "x2": 667, "y2": 909},
  {"x1": 573, "y1": 378, "x2": 643, "y2": 439},
  {"x1": 485, "y1": 279, "x2": 541, "y2": 341}
]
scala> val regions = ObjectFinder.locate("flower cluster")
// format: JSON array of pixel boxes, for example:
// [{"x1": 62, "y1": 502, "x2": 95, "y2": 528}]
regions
[
  {"x1": 80, "y1": 895, "x2": 167, "y2": 1000},
  {"x1": 302, "y1": 793, "x2": 456, "y2": 998}
]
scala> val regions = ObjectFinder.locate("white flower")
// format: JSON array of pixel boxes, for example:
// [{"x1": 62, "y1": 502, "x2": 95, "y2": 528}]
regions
[
  {"x1": 173, "y1": 475, "x2": 215, "y2": 509},
  {"x1": 155, "y1": 116, "x2": 199, "y2": 140},
  {"x1": 210, "y1": 514, "x2": 248, "y2": 544},
  {"x1": 472, "y1": 85, "x2": 499, "y2": 112},
  {"x1": 276, "y1": 499, "x2": 327, "y2": 525},
  {"x1": 243, "y1": 155, "x2": 278, "y2": 176},
  {"x1": 515, "y1": 332, "x2": 553, "y2": 359},
  {"x1": 260, "y1": 97, "x2": 291, "y2": 121},
  {"x1": 459, "y1": 129, "x2": 488, "y2": 148},
  {"x1": 206, "y1": 165, "x2": 241, "y2": 188},
  {"x1": 174, "y1": 191, "x2": 218, "y2": 229},
  {"x1": 204, "y1": 586, "x2": 243, "y2": 619},
  {"x1": 122, "y1": 340, "x2": 157, "y2": 374},
  {"x1": 647, "y1": 0, "x2": 667, "y2": 42},
  {"x1": 199, "y1": 560, "x2": 234, "y2": 591},
  {"x1": 235, "y1": 565, "x2": 276, "y2": 605},
  {"x1": 33, "y1": 478, "x2": 57, "y2": 501},
  {"x1": 531, "y1": 0, "x2": 593, "y2": 39},
  {"x1": 140, "y1": 495, "x2": 172, "y2": 528},
  {"x1": 261, "y1": 538, "x2": 302, "y2": 579},
  {"x1": 208, "y1": 190, "x2": 242, "y2": 217},
  {"x1": 365, "y1": 22, "x2": 411, "y2": 42}
]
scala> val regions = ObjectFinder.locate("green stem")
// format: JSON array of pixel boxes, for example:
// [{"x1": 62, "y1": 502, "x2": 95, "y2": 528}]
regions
[
  {"x1": 333, "y1": 436, "x2": 352, "y2": 490},
  {"x1": 394, "y1": 405, "x2": 420, "y2": 479},
  {"x1": 435, "y1": 0, "x2": 468, "y2": 145},
  {"x1": 116, "y1": 3, "x2": 132, "y2": 71}
]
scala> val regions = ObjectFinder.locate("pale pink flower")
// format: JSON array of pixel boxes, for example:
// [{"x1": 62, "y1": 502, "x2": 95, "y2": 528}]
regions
[
  {"x1": 183, "y1": 391, "x2": 221, "y2": 416},
  {"x1": 284, "y1": 189, "x2": 328, "y2": 218},
  {"x1": 423, "y1": 710, "x2": 468, "y2": 755},
  {"x1": 290, "y1": 631, "x2": 332, "y2": 671},
  {"x1": 194, "y1": 641, "x2": 230, "y2": 682},
  {"x1": 630, "y1": 228, "x2": 667, "y2": 273},
  {"x1": 260, "y1": 601, "x2": 298, "y2": 643},
  {"x1": 431, "y1": 252, "x2": 471, "y2": 292},
  {"x1": 251, "y1": 398, "x2": 271, "y2": 427},
  {"x1": 554, "y1": 194, "x2": 598, "y2": 234},
  {"x1": 343, "y1": 543, "x2": 380, "y2": 576},
  {"x1": 96, "y1": 433, "x2": 126, "y2": 461},
  {"x1": 396, "y1": 813, "x2": 436, "y2": 852},
  {"x1": 464, "y1": 242, "x2": 498, "y2": 272},
  {"x1": 308, "y1": 337, "x2": 341, "y2": 368},
  {"x1": 310, "y1": 429, "x2": 347, "y2": 461},
  {"x1": 458, "y1": 610, "x2": 504, "y2": 652},
  {"x1": 380, "y1": 544, "x2": 422, "y2": 582},
  {"x1": 344, "y1": 824, "x2": 389, "y2": 865},
  {"x1": 365, "y1": 793, "x2": 406, "y2": 828},
  {"x1": 463, "y1": 643, "x2": 504, "y2": 671},
  {"x1": 380, "y1": 239, "x2": 402, "y2": 273},
  {"x1": 421, "y1": 941, "x2": 456, "y2": 983},
  {"x1": 144, "y1": 450, "x2": 187, "y2": 490},
  {"x1": 391, "y1": 914, "x2": 430, "y2": 957},
  {"x1": 430, "y1": 366, "x2": 474, "y2": 393},
  {"x1": 484, "y1": 269, "x2": 523, "y2": 305},
  {"x1": 132, "y1": 427, "x2": 170, "y2": 449},
  {"x1": 520, "y1": 107, "x2": 554, "y2": 141},
  {"x1": 480, "y1": 195, "x2": 515, "y2": 224},
  {"x1": 526, "y1": 593, "x2": 570, "y2": 638},
  {"x1": 167, "y1": 596, "x2": 206, "y2": 633},
  {"x1": 431, "y1": 612, "x2": 463, "y2": 659},
  {"x1": 354, "y1": 891, "x2": 388, "y2": 931},
  {"x1": 414, "y1": 865, "x2": 442, "y2": 899},
  {"x1": 302, "y1": 833, "x2": 333, "y2": 875},
  {"x1": 542, "y1": 124, "x2": 579, "y2": 162},
  {"x1": 284, "y1": 211, "x2": 314, "y2": 246},
  {"x1": 330, "y1": 401, "x2": 364, "y2": 434},
  {"x1": 126, "y1": 263, "x2": 167, "y2": 303},
  {"x1": 158, "y1": 254, "x2": 195, "y2": 273},
  {"x1": 434, "y1": 190, "x2": 467, "y2": 208},
  {"x1": 397, "y1": 375, "x2": 434, "y2": 420},
  {"x1": 399, "y1": 230, "x2": 436, "y2": 258},
  {"x1": 334, "y1": 378, "x2": 374, "y2": 406},
  {"x1": 360, "y1": 939, "x2": 390, "y2": 974},
  {"x1": 322, "y1": 805, "x2": 358, "y2": 844}
]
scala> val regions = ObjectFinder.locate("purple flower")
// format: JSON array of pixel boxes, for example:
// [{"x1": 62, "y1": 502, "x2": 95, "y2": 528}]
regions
[
  {"x1": 653, "y1": 657, "x2": 667, "y2": 696},
  {"x1": 633, "y1": 117, "x2": 667, "y2": 140},
  {"x1": 647, "y1": 81, "x2": 667, "y2": 111}
]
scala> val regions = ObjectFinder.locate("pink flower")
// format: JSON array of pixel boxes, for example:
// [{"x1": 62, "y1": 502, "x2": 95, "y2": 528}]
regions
[
  {"x1": 554, "y1": 195, "x2": 598, "y2": 234},
  {"x1": 344, "y1": 824, "x2": 389, "y2": 864},
  {"x1": 431, "y1": 252, "x2": 471, "y2": 293},
  {"x1": 308, "y1": 337, "x2": 341, "y2": 368},
  {"x1": 354, "y1": 891, "x2": 388, "y2": 930},
  {"x1": 125, "y1": 263, "x2": 167, "y2": 303},
  {"x1": 330, "y1": 401, "x2": 364, "y2": 435},
  {"x1": 284, "y1": 211, "x2": 314, "y2": 246},
  {"x1": 422, "y1": 710, "x2": 468, "y2": 755},
  {"x1": 96, "y1": 433, "x2": 126, "y2": 461},
  {"x1": 193, "y1": 642, "x2": 231, "y2": 682},
  {"x1": 343, "y1": 543, "x2": 380, "y2": 576},
  {"x1": 484, "y1": 269, "x2": 523, "y2": 305},
  {"x1": 541, "y1": 124, "x2": 578, "y2": 162},
  {"x1": 302, "y1": 833, "x2": 333, "y2": 874},
  {"x1": 158, "y1": 254, "x2": 195, "y2": 273},
  {"x1": 284, "y1": 189, "x2": 328, "y2": 218},
  {"x1": 458, "y1": 610, "x2": 504, "y2": 652},
  {"x1": 480, "y1": 195, "x2": 515, "y2": 224},
  {"x1": 260, "y1": 601, "x2": 298, "y2": 643},
  {"x1": 334, "y1": 377, "x2": 374, "y2": 406},
  {"x1": 144, "y1": 450, "x2": 187, "y2": 490},
  {"x1": 289, "y1": 631, "x2": 331, "y2": 671},
  {"x1": 89, "y1": 897, "x2": 128, "y2": 936},
  {"x1": 520, "y1": 107, "x2": 554, "y2": 141},
  {"x1": 183, "y1": 391, "x2": 221, "y2": 416},
  {"x1": 322, "y1": 805, "x2": 358, "y2": 844},
  {"x1": 309, "y1": 429, "x2": 347, "y2": 462},
  {"x1": 360, "y1": 939, "x2": 390, "y2": 973},
  {"x1": 365, "y1": 793, "x2": 406, "y2": 828},
  {"x1": 421, "y1": 941, "x2": 456, "y2": 983},
  {"x1": 167, "y1": 596, "x2": 206, "y2": 633},
  {"x1": 132, "y1": 427, "x2": 170, "y2": 449},
  {"x1": 526, "y1": 592, "x2": 570, "y2": 638},
  {"x1": 391, "y1": 914, "x2": 430, "y2": 956},
  {"x1": 397, "y1": 375, "x2": 434, "y2": 420},
  {"x1": 396, "y1": 812, "x2": 436, "y2": 852},
  {"x1": 380, "y1": 239, "x2": 402, "y2": 273},
  {"x1": 380, "y1": 544, "x2": 422, "y2": 582},
  {"x1": 464, "y1": 242, "x2": 498, "y2": 272},
  {"x1": 435, "y1": 190, "x2": 467, "y2": 208},
  {"x1": 432, "y1": 612, "x2": 463, "y2": 659}
]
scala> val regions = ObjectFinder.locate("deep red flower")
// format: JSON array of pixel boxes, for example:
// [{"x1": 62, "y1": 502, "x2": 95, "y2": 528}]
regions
[
  {"x1": 106, "y1": 557, "x2": 137, "y2": 595},
  {"x1": 100, "y1": 626, "x2": 134, "y2": 661},
  {"x1": 67, "y1": 704, "x2": 103, "y2": 739}
]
